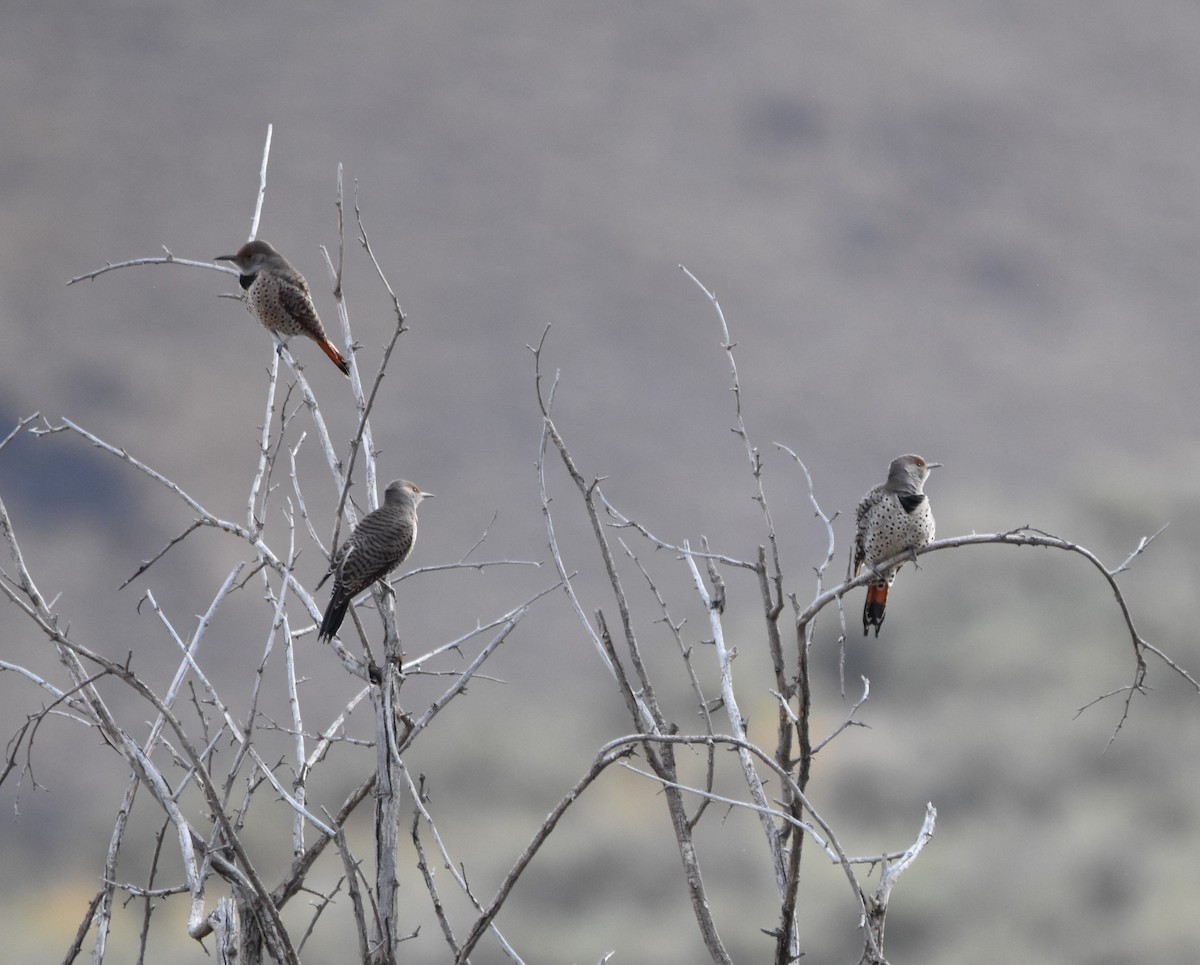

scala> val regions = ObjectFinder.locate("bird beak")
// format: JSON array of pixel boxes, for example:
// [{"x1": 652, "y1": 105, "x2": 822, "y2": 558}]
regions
[
  {"x1": 214, "y1": 254, "x2": 235, "y2": 262},
  {"x1": 927, "y1": 462, "x2": 943, "y2": 469},
  {"x1": 420, "y1": 491, "x2": 436, "y2": 499}
]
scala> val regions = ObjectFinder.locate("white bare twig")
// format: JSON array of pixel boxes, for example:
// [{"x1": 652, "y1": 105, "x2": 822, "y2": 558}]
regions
[{"x1": 682, "y1": 540, "x2": 787, "y2": 892}]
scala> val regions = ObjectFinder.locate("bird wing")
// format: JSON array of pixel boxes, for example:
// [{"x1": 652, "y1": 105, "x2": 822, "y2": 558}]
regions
[
  {"x1": 852, "y1": 492, "x2": 873, "y2": 575},
  {"x1": 339, "y1": 513, "x2": 412, "y2": 596},
  {"x1": 315, "y1": 539, "x2": 354, "y2": 591},
  {"x1": 277, "y1": 279, "x2": 324, "y2": 331}
]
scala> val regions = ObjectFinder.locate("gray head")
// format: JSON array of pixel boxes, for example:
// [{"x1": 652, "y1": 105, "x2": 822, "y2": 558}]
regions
[
  {"x1": 383, "y1": 479, "x2": 434, "y2": 511},
  {"x1": 884, "y1": 454, "x2": 940, "y2": 494},
  {"x1": 214, "y1": 239, "x2": 286, "y2": 274}
]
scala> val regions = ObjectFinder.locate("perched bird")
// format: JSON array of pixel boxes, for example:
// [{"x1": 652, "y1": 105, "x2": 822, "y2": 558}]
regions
[
  {"x1": 317, "y1": 480, "x2": 432, "y2": 641},
  {"x1": 853, "y1": 455, "x2": 940, "y2": 637},
  {"x1": 215, "y1": 239, "x2": 351, "y2": 376}
]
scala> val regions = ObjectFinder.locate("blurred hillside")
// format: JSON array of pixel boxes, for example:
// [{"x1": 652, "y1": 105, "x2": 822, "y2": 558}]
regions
[{"x1": 1, "y1": 1, "x2": 1199, "y2": 962}]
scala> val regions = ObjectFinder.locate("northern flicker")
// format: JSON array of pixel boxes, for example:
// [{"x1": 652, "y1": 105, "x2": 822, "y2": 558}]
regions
[
  {"x1": 317, "y1": 479, "x2": 432, "y2": 641},
  {"x1": 215, "y1": 239, "x2": 351, "y2": 376},
  {"x1": 853, "y1": 454, "x2": 940, "y2": 637}
]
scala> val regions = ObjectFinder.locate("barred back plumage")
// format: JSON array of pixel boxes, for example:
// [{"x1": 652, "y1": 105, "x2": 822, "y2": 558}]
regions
[{"x1": 318, "y1": 480, "x2": 431, "y2": 641}]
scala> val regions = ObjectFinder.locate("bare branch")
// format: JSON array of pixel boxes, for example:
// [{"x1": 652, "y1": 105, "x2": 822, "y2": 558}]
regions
[
  {"x1": 248, "y1": 122, "x2": 273, "y2": 240},
  {"x1": 118, "y1": 521, "x2": 203, "y2": 590},
  {"x1": 65, "y1": 248, "x2": 217, "y2": 286},
  {"x1": 795, "y1": 528, "x2": 1186, "y2": 709},
  {"x1": 863, "y1": 803, "x2": 937, "y2": 961},
  {"x1": 682, "y1": 540, "x2": 787, "y2": 891},
  {"x1": 454, "y1": 742, "x2": 638, "y2": 964},
  {"x1": 809, "y1": 676, "x2": 871, "y2": 754}
]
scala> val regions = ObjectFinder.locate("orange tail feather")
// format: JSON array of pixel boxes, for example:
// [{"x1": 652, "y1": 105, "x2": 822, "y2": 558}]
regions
[
  {"x1": 318, "y1": 338, "x2": 351, "y2": 376},
  {"x1": 863, "y1": 583, "x2": 889, "y2": 637}
]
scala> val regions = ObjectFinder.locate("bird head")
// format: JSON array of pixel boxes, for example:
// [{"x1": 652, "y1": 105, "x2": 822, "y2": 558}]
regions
[
  {"x1": 214, "y1": 239, "x2": 281, "y2": 274},
  {"x1": 384, "y1": 479, "x2": 435, "y2": 510},
  {"x1": 887, "y1": 454, "x2": 941, "y2": 493}
]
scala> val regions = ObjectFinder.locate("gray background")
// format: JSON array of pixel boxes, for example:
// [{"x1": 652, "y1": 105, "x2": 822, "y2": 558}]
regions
[{"x1": 1, "y1": 2, "x2": 1198, "y2": 962}]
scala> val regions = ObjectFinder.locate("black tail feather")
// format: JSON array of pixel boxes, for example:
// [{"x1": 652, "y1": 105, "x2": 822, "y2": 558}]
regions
[{"x1": 319, "y1": 591, "x2": 350, "y2": 641}]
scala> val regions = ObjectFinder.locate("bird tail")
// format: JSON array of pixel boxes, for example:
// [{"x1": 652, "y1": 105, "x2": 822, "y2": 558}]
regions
[
  {"x1": 319, "y1": 590, "x2": 350, "y2": 641},
  {"x1": 862, "y1": 584, "x2": 888, "y2": 637},
  {"x1": 318, "y1": 338, "x2": 351, "y2": 376}
]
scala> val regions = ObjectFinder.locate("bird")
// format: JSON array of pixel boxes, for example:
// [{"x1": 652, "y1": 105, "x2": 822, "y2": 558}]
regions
[
  {"x1": 215, "y1": 239, "x2": 351, "y2": 376},
  {"x1": 317, "y1": 479, "x2": 432, "y2": 641},
  {"x1": 852, "y1": 454, "x2": 940, "y2": 637}
]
